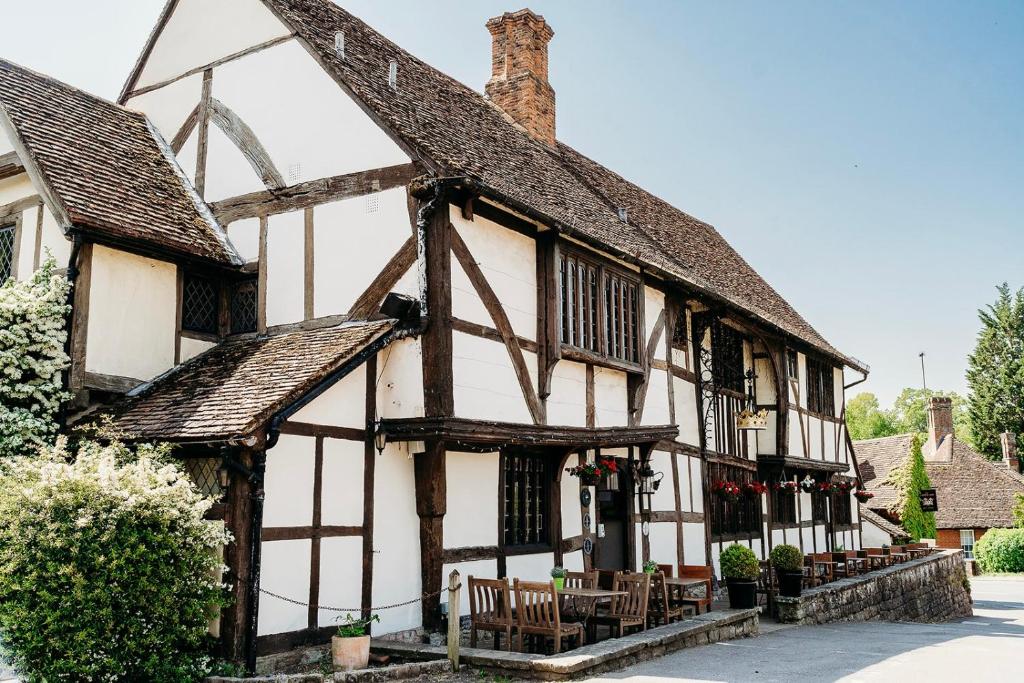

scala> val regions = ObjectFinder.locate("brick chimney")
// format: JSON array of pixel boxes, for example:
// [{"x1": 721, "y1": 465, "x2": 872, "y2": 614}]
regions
[
  {"x1": 1001, "y1": 432, "x2": 1020, "y2": 473},
  {"x1": 924, "y1": 396, "x2": 954, "y2": 462},
  {"x1": 485, "y1": 9, "x2": 556, "y2": 146}
]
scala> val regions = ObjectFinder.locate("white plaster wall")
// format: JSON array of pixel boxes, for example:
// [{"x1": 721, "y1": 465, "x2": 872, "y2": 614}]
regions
[
  {"x1": 860, "y1": 519, "x2": 891, "y2": 547},
  {"x1": 180, "y1": 336, "x2": 215, "y2": 362},
  {"x1": 317, "y1": 536, "x2": 364, "y2": 628},
  {"x1": 682, "y1": 522, "x2": 705, "y2": 565},
  {"x1": 207, "y1": 39, "x2": 409, "y2": 199},
  {"x1": 321, "y1": 438, "x2": 365, "y2": 526},
  {"x1": 0, "y1": 174, "x2": 33, "y2": 205},
  {"x1": 263, "y1": 434, "x2": 315, "y2": 527},
  {"x1": 823, "y1": 421, "x2": 837, "y2": 461},
  {"x1": 372, "y1": 442, "x2": 422, "y2": 635},
  {"x1": 642, "y1": 368, "x2": 671, "y2": 426},
  {"x1": 441, "y1": 559, "x2": 497, "y2": 617},
  {"x1": 593, "y1": 366, "x2": 628, "y2": 427},
  {"x1": 808, "y1": 417, "x2": 823, "y2": 460},
  {"x1": 134, "y1": 0, "x2": 291, "y2": 90},
  {"x1": 376, "y1": 338, "x2": 424, "y2": 420},
  {"x1": 677, "y1": 453, "x2": 693, "y2": 513},
  {"x1": 204, "y1": 121, "x2": 267, "y2": 201},
  {"x1": 546, "y1": 360, "x2": 587, "y2": 427},
  {"x1": 444, "y1": 451, "x2": 499, "y2": 549},
  {"x1": 648, "y1": 522, "x2": 677, "y2": 568},
  {"x1": 560, "y1": 454, "x2": 583, "y2": 538},
  {"x1": 798, "y1": 492, "x2": 813, "y2": 522},
  {"x1": 258, "y1": 539, "x2": 311, "y2": 636},
  {"x1": 85, "y1": 245, "x2": 176, "y2": 380},
  {"x1": 643, "y1": 286, "x2": 666, "y2": 361},
  {"x1": 265, "y1": 208, "x2": 305, "y2": 327},
  {"x1": 675, "y1": 378, "x2": 700, "y2": 446},
  {"x1": 771, "y1": 529, "x2": 786, "y2": 549},
  {"x1": 452, "y1": 332, "x2": 535, "y2": 424},
  {"x1": 39, "y1": 209, "x2": 70, "y2": 265},
  {"x1": 788, "y1": 408, "x2": 805, "y2": 457},
  {"x1": 290, "y1": 364, "x2": 365, "y2": 428},
  {"x1": 813, "y1": 525, "x2": 826, "y2": 550},
  {"x1": 649, "y1": 450, "x2": 676, "y2": 512},
  {"x1": 505, "y1": 552, "x2": 556, "y2": 584},
  {"x1": 0, "y1": 127, "x2": 12, "y2": 155},
  {"x1": 689, "y1": 457, "x2": 704, "y2": 512},
  {"x1": 126, "y1": 73, "x2": 202, "y2": 143},
  {"x1": 313, "y1": 188, "x2": 411, "y2": 318},
  {"x1": 563, "y1": 550, "x2": 584, "y2": 572},
  {"x1": 450, "y1": 208, "x2": 537, "y2": 341},
  {"x1": 0, "y1": 175, "x2": 72, "y2": 268},
  {"x1": 833, "y1": 367, "x2": 844, "y2": 418},
  {"x1": 227, "y1": 216, "x2": 260, "y2": 263}
]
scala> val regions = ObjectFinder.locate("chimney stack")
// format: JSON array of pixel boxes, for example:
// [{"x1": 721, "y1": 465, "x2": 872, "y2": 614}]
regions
[
  {"x1": 924, "y1": 396, "x2": 954, "y2": 462},
  {"x1": 1001, "y1": 432, "x2": 1020, "y2": 473},
  {"x1": 485, "y1": 9, "x2": 556, "y2": 146}
]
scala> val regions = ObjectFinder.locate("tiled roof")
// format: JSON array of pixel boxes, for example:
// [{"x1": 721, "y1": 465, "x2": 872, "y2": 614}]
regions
[
  {"x1": 257, "y1": 0, "x2": 859, "y2": 369},
  {"x1": 111, "y1": 320, "x2": 394, "y2": 442},
  {"x1": 0, "y1": 59, "x2": 238, "y2": 265},
  {"x1": 856, "y1": 434, "x2": 1024, "y2": 529},
  {"x1": 859, "y1": 507, "x2": 910, "y2": 543}
]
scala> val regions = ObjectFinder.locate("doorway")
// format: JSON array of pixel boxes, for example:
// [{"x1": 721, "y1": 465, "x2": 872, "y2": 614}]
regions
[{"x1": 594, "y1": 455, "x2": 632, "y2": 571}]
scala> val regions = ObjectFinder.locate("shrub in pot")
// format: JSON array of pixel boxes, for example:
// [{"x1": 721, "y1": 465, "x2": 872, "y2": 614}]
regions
[
  {"x1": 769, "y1": 544, "x2": 804, "y2": 597},
  {"x1": 333, "y1": 614, "x2": 379, "y2": 672},
  {"x1": 720, "y1": 543, "x2": 759, "y2": 609},
  {"x1": 551, "y1": 566, "x2": 566, "y2": 590},
  {"x1": 642, "y1": 560, "x2": 658, "y2": 575}
]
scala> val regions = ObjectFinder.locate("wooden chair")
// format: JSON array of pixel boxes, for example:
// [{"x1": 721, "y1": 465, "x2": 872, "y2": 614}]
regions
[
  {"x1": 756, "y1": 560, "x2": 776, "y2": 613},
  {"x1": 564, "y1": 570, "x2": 598, "y2": 590},
  {"x1": 831, "y1": 552, "x2": 852, "y2": 578},
  {"x1": 676, "y1": 564, "x2": 713, "y2": 614},
  {"x1": 512, "y1": 579, "x2": 584, "y2": 654},
  {"x1": 468, "y1": 576, "x2": 515, "y2": 651},
  {"x1": 656, "y1": 563, "x2": 674, "y2": 577},
  {"x1": 812, "y1": 553, "x2": 836, "y2": 583},
  {"x1": 647, "y1": 572, "x2": 685, "y2": 627},
  {"x1": 589, "y1": 572, "x2": 650, "y2": 639},
  {"x1": 803, "y1": 555, "x2": 821, "y2": 587}
]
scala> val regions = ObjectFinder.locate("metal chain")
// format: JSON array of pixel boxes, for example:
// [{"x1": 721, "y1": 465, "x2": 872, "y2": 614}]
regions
[{"x1": 259, "y1": 583, "x2": 461, "y2": 613}]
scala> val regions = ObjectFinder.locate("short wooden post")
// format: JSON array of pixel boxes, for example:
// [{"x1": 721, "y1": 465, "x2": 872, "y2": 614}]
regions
[{"x1": 447, "y1": 569, "x2": 460, "y2": 671}]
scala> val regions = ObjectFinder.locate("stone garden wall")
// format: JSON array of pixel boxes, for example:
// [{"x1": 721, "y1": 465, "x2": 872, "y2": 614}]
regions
[{"x1": 775, "y1": 549, "x2": 973, "y2": 625}]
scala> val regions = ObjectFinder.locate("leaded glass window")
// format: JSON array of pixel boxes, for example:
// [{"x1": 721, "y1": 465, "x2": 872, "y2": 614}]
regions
[{"x1": 182, "y1": 274, "x2": 219, "y2": 334}]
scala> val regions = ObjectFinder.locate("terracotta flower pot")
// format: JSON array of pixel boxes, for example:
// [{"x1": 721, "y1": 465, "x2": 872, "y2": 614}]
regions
[{"x1": 332, "y1": 635, "x2": 370, "y2": 672}]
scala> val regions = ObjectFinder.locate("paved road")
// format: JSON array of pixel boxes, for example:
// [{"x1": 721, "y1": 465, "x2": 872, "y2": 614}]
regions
[{"x1": 585, "y1": 576, "x2": 1024, "y2": 683}]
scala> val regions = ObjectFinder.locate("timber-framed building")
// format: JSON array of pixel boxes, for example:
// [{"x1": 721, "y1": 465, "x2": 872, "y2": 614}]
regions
[{"x1": 0, "y1": 0, "x2": 869, "y2": 668}]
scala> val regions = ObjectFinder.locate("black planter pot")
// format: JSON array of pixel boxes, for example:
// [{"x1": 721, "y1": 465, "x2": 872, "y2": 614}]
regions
[
  {"x1": 777, "y1": 571, "x2": 803, "y2": 598},
  {"x1": 726, "y1": 578, "x2": 757, "y2": 609}
]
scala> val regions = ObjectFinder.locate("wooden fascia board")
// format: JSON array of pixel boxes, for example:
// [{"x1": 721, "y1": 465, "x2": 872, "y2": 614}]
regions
[
  {"x1": 380, "y1": 417, "x2": 678, "y2": 449},
  {"x1": 0, "y1": 150, "x2": 24, "y2": 180}
]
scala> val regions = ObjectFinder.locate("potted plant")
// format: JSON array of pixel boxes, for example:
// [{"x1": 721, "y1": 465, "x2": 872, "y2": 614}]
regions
[
  {"x1": 642, "y1": 560, "x2": 658, "y2": 575},
  {"x1": 799, "y1": 475, "x2": 816, "y2": 493},
  {"x1": 332, "y1": 613, "x2": 379, "y2": 672},
  {"x1": 712, "y1": 480, "x2": 742, "y2": 502},
  {"x1": 854, "y1": 490, "x2": 874, "y2": 503},
  {"x1": 744, "y1": 481, "x2": 768, "y2": 497},
  {"x1": 720, "y1": 543, "x2": 759, "y2": 609},
  {"x1": 565, "y1": 457, "x2": 617, "y2": 486},
  {"x1": 772, "y1": 480, "x2": 798, "y2": 495},
  {"x1": 551, "y1": 566, "x2": 566, "y2": 590},
  {"x1": 769, "y1": 544, "x2": 803, "y2": 598}
]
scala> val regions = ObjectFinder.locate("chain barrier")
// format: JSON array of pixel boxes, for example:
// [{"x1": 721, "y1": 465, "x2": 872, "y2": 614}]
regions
[{"x1": 259, "y1": 583, "x2": 462, "y2": 613}]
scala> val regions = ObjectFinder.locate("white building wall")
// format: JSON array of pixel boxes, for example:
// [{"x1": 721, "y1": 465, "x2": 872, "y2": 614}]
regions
[
  {"x1": 376, "y1": 338, "x2": 424, "y2": 420},
  {"x1": 444, "y1": 451, "x2": 499, "y2": 549},
  {"x1": 593, "y1": 367, "x2": 628, "y2": 427},
  {"x1": 546, "y1": 360, "x2": 587, "y2": 427},
  {"x1": 0, "y1": 173, "x2": 71, "y2": 276},
  {"x1": 262, "y1": 434, "x2": 315, "y2": 528},
  {"x1": 258, "y1": 538, "x2": 311, "y2": 635},
  {"x1": 85, "y1": 245, "x2": 176, "y2": 381},
  {"x1": 372, "y1": 442, "x2": 422, "y2": 635},
  {"x1": 290, "y1": 364, "x2": 366, "y2": 428},
  {"x1": 452, "y1": 332, "x2": 535, "y2": 423}
]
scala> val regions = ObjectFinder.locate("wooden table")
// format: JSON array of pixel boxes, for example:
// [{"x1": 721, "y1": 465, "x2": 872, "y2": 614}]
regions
[
  {"x1": 812, "y1": 560, "x2": 841, "y2": 582},
  {"x1": 889, "y1": 552, "x2": 909, "y2": 563},
  {"x1": 664, "y1": 577, "x2": 707, "y2": 588},
  {"x1": 864, "y1": 554, "x2": 888, "y2": 570},
  {"x1": 559, "y1": 588, "x2": 628, "y2": 628},
  {"x1": 844, "y1": 557, "x2": 869, "y2": 575},
  {"x1": 906, "y1": 548, "x2": 929, "y2": 559}
]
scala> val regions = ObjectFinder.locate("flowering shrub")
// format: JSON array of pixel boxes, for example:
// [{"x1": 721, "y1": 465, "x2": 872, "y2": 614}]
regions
[
  {"x1": 0, "y1": 257, "x2": 70, "y2": 458},
  {"x1": 0, "y1": 437, "x2": 231, "y2": 681}
]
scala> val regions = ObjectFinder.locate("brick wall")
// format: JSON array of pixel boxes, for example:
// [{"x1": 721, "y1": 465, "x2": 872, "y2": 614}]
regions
[{"x1": 936, "y1": 527, "x2": 988, "y2": 550}]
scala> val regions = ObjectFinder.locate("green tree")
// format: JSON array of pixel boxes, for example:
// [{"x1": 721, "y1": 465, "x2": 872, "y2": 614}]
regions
[
  {"x1": 0, "y1": 258, "x2": 71, "y2": 458},
  {"x1": 1013, "y1": 494, "x2": 1024, "y2": 530},
  {"x1": 890, "y1": 387, "x2": 972, "y2": 443},
  {"x1": 882, "y1": 433, "x2": 937, "y2": 541},
  {"x1": 966, "y1": 284, "x2": 1024, "y2": 460},
  {"x1": 846, "y1": 392, "x2": 899, "y2": 440}
]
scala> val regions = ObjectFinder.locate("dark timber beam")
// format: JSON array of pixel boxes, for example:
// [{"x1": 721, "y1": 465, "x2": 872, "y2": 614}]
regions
[
  {"x1": 0, "y1": 151, "x2": 23, "y2": 180},
  {"x1": 414, "y1": 441, "x2": 446, "y2": 631}
]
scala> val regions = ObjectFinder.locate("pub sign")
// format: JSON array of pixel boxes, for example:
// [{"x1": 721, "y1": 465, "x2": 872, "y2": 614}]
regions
[{"x1": 919, "y1": 488, "x2": 938, "y2": 512}]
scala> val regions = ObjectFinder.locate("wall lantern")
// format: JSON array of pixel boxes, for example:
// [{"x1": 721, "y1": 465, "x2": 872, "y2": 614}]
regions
[
  {"x1": 736, "y1": 368, "x2": 768, "y2": 431},
  {"x1": 374, "y1": 419, "x2": 387, "y2": 454},
  {"x1": 633, "y1": 460, "x2": 663, "y2": 514}
]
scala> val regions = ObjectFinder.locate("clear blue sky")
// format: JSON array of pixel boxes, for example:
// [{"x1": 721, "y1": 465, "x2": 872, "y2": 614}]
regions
[{"x1": 3, "y1": 1, "x2": 1022, "y2": 406}]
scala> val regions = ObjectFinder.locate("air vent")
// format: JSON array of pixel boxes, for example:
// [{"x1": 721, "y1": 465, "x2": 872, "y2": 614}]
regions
[
  {"x1": 388, "y1": 60, "x2": 398, "y2": 89},
  {"x1": 288, "y1": 163, "x2": 302, "y2": 184},
  {"x1": 334, "y1": 31, "x2": 345, "y2": 60},
  {"x1": 617, "y1": 207, "x2": 628, "y2": 223}
]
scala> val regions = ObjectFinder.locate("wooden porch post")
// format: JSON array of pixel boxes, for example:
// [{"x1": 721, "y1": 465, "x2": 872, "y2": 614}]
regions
[{"x1": 415, "y1": 440, "x2": 447, "y2": 631}]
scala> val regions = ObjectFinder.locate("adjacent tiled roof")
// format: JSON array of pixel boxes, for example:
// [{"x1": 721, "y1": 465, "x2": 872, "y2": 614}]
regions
[
  {"x1": 255, "y1": 0, "x2": 860, "y2": 369},
  {"x1": 856, "y1": 434, "x2": 1024, "y2": 529},
  {"x1": 111, "y1": 320, "x2": 394, "y2": 442},
  {"x1": 0, "y1": 59, "x2": 238, "y2": 265},
  {"x1": 859, "y1": 507, "x2": 910, "y2": 543}
]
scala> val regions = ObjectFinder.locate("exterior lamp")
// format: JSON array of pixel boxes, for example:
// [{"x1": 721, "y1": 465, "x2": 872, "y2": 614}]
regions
[
  {"x1": 374, "y1": 420, "x2": 387, "y2": 454},
  {"x1": 736, "y1": 368, "x2": 768, "y2": 431}
]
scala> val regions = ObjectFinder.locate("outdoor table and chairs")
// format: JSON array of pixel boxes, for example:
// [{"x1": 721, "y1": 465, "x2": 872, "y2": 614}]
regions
[
  {"x1": 588, "y1": 572, "x2": 651, "y2": 639},
  {"x1": 860, "y1": 548, "x2": 890, "y2": 569},
  {"x1": 558, "y1": 586, "x2": 628, "y2": 632}
]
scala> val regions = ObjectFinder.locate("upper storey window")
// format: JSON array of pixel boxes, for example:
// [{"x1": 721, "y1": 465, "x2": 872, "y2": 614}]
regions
[
  {"x1": 806, "y1": 356, "x2": 835, "y2": 415},
  {"x1": 181, "y1": 273, "x2": 219, "y2": 335},
  {"x1": 558, "y1": 248, "x2": 641, "y2": 366},
  {"x1": 0, "y1": 224, "x2": 14, "y2": 283},
  {"x1": 711, "y1": 322, "x2": 746, "y2": 393}
]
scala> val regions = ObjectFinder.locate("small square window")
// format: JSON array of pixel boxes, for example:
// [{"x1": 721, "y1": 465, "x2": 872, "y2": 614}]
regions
[
  {"x1": 672, "y1": 304, "x2": 688, "y2": 351},
  {"x1": 0, "y1": 225, "x2": 15, "y2": 283},
  {"x1": 786, "y1": 350, "x2": 799, "y2": 379},
  {"x1": 182, "y1": 274, "x2": 219, "y2": 334},
  {"x1": 960, "y1": 529, "x2": 975, "y2": 560},
  {"x1": 230, "y1": 279, "x2": 258, "y2": 335}
]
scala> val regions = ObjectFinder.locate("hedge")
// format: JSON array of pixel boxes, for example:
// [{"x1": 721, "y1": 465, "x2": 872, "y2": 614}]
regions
[{"x1": 975, "y1": 528, "x2": 1024, "y2": 573}]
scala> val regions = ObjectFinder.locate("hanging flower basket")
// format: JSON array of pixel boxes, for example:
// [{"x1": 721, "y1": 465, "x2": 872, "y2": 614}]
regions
[
  {"x1": 800, "y1": 476, "x2": 817, "y2": 493},
  {"x1": 566, "y1": 458, "x2": 618, "y2": 486},
  {"x1": 816, "y1": 481, "x2": 834, "y2": 494},
  {"x1": 743, "y1": 481, "x2": 768, "y2": 497},
  {"x1": 854, "y1": 490, "x2": 875, "y2": 503},
  {"x1": 712, "y1": 480, "x2": 743, "y2": 502},
  {"x1": 772, "y1": 481, "x2": 798, "y2": 495},
  {"x1": 834, "y1": 481, "x2": 854, "y2": 494}
]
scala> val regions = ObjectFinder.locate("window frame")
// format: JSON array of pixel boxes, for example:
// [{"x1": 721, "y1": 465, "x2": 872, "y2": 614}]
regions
[
  {"x1": 708, "y1": 462, "x2": 763, "y2": 541},
  {"x1": 805, "y1": 356, "x2": 836, "y2": 416},
  {"x1": 786, "y1": 350, "x2": 799, "y2": 380},
  {"x1": 0, "y1": 222, "x2": 16, "y2": 283},
  {"x1": 771, "y1": 487, "x2": 798, "y2": 527},
  {"x1": 556, "y1": 244, "x2": 644, "y2": 371},
  {"x1": 181, "y1": 271, "x2": 221, "y2": 336},
  {"x1": 500, "y1": 450, "x2": 554, "y2": 553},
  {"x1": 228, "y1": 277, "x2": 258, "y2": 335},
  {"x1": 832, "y1": 492, "x2": 853, "y2": 527},
  {"x1": 811, "y1": 491, "x2": 829, "y2": 524},
  {"x1": 960, "y1": 529, "x2": 975, "y2": 560}
]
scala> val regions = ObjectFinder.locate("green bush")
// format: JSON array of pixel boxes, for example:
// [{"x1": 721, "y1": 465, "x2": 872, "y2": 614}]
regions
[
  {"x1": 720, "y1": 543, "x2": 759, "y2": 580},
  {"x1": 0, "y1": 437, "x2": 230, "y2": 682},
  {"x1": 883, "y1": 432, "x2": 936, "y2": 541},
  {"x1": 975, "y1": 528, "x2": 1024, "y2": 574},
  {"x1": 769, "y1": 544, "x2": 803, "y2": 572}
]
